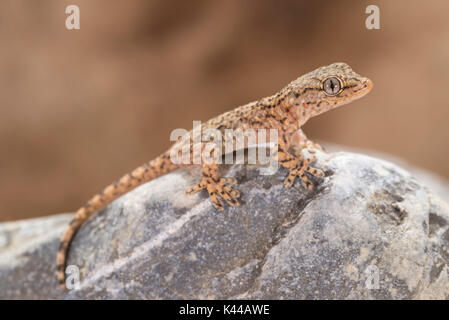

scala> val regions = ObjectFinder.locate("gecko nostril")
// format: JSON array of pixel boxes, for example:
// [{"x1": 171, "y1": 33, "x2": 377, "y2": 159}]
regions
[{"x1": 364, "y1": 78, "x2": 373, "y2": 90}]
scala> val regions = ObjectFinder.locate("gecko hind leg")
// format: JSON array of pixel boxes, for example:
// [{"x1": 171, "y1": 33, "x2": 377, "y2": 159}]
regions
[
  {"x1": 186, "y1": 163, "x2": 240, "y2": 210},
  {"x1": 299, "y1": 140, "x2": 327, "y2": 154},
  {"x1": 297, "y1": 129, "x2": 327, "y2": 154}
]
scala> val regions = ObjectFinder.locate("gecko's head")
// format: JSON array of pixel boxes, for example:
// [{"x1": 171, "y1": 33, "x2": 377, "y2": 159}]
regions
[{"x1": 285, "y1": 62, "x2": 373, "y2": 120}]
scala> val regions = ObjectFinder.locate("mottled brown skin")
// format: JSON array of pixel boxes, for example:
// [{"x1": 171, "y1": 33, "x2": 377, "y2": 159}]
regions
[{"x1": 57, "y1": 63, "x2": 373, "y2": 289}]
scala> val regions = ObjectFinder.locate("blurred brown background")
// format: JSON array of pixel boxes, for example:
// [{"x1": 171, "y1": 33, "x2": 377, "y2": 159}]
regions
[{"x1": 0, "y1": 0, "x2": 448, "y2": 222}]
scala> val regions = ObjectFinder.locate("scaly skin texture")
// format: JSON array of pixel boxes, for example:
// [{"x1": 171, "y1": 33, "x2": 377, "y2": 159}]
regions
[{"x1": 57, "y1": 62, "x2": 373, "y2": 289}]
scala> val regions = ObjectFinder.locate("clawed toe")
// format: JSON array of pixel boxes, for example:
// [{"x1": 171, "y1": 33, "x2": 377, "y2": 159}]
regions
[
  {"x1": 186, "y1": 183, "x2": 205, "y2": 194},
  {"x1": 307, "y1": 167, "x2": 324, "y2": 178},
  {"x1": 209, "y1": 192, "x2": 225, "y2": 210},
  {"x1": 221, "y1": 177, "x2": 237, "y2": 185}
]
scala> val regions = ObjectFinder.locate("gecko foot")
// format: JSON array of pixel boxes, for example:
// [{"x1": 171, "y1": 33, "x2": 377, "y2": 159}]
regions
[
  {"x1": 283, "y1": 156, "x2": 324, "y2": 189},
  {"x1": 187, "y1": 176, "x2": 240, "y2": 210}
]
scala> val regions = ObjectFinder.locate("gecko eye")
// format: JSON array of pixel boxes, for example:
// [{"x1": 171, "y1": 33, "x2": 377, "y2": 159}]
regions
[{"x1": 323, "y1": 77, "x2": 342, "y2": 96}]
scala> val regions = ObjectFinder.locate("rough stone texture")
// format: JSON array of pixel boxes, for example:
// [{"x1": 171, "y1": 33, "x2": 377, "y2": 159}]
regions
[{"x1": 1, "y1": 151, "x2": 449, "y2": 299}]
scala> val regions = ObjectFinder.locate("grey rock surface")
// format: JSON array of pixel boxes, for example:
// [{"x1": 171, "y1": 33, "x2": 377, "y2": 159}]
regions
[{"x1": 1, "y1": 151, "x2": 449, "y2": 299}]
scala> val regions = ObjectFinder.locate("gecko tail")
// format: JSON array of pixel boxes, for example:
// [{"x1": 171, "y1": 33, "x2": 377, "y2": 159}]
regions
[{"x1": 56, "y1": 151, "x2": 178, "y2": 290}]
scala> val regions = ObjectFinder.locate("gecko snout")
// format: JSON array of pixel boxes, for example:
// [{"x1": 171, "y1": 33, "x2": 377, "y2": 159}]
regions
[
  {"x1": 349, "y1": 77, "x2": 373, "y2": 98},
  {"x1": 362, "y1": 78, "x2": 373, "y2": 91}
]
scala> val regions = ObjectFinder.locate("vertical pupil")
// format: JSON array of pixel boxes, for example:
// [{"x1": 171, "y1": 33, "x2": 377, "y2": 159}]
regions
[{"x1": 324, "y1": 78, "x2": 340, "y2": 94}]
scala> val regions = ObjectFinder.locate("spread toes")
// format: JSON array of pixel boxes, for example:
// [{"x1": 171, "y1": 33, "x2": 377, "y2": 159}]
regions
[{"x1": 186, "y1": 177, "x2": 241, "y2": 210}]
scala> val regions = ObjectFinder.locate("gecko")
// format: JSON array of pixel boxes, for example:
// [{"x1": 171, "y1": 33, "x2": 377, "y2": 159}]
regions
[{"x1": 57, "y1": 62, "x2": 373, "y2": 289}]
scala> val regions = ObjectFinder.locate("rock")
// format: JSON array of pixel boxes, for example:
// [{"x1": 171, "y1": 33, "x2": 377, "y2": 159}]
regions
[
  {"x1": 1, "y1": 151, "x2": 449, "y2": 299},
  {"x1": 325, "y1": 143, "x2": 449, "y2": 200},
  {"x1": 0, "y1": 213, "x2": 72, "y2": 299}
]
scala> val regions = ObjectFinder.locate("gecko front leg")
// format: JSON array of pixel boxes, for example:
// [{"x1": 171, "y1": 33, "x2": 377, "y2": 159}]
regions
[
  {"x1": 276, "y1": 135, "x2": 324, "y2": 189},
  {"x1": 186, "y1": 163, "x2": 241, "y2": 210}
]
